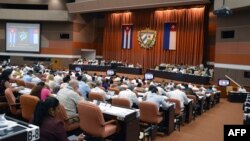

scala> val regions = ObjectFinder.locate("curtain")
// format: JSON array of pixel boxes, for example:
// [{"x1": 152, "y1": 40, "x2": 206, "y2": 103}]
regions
[{"x1": 103, "y1": 7, "x2": 205, "y2": 70}]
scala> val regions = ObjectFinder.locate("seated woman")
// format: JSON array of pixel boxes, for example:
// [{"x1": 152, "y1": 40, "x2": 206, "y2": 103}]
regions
[
  {"x1": 0, "y1": 69, "x2": 23, "y2": 97},
  {"x1": 30, "y1": 82, "x2": 52, "y2": 101},
  {"x1": 32, "y1": 97, "x2": 69, "y2": 141}
]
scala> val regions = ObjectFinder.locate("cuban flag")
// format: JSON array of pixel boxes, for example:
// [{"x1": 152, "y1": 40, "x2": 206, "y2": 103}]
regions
[
  {"x1": 163, "y1": 23, "x2": 176, "y2": 50},
  {"x1": 122, "y1": 25, "x2": 133, "y2": 49}
]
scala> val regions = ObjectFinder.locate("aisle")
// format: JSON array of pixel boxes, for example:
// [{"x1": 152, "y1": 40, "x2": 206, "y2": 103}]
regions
[{"x1": 156, "y1": 98, "x2": 243, "y2": 141}]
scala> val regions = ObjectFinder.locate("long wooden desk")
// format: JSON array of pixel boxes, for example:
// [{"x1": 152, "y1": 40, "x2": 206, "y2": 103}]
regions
[
  {"x1": 146, "y1": 69, "x2": 210, "y2": 85},
  {"x1": 116, "y1": 66, "x2": 142, "y2": 75},
  {"x1": 69, "y1": 64, "x2": 111, "y2": 72},
  {"x1": 69, "y1": 64, "x2": 143, "y2": 75},
  {"x1": 160, "y1": 104, "x2": 175, "y2": 135},
  {"x1": 185, "y1": 100, "x2": 193, "y2": 123},
  {"x1": 98, "y1": 103, "x2": 140, "y2": 141},
  {"x1": 228, "y1": 91, "x2": 250, "y2": 103}
]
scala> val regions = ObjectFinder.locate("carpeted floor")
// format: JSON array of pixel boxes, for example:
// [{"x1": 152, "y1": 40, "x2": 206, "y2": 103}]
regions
[{"x1": 155, "y1": 98, "x2": 243, "y2": 141}]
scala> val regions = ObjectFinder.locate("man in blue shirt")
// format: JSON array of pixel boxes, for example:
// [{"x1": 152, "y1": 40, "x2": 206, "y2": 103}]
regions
[
  {"x1": 23, "y1": 70, "x2": 33, "y2": 82},
  {"x1": 77, "y1": 75, "x2": 90, "y2": 99},
  {"x1": 146, "y1": 85, "x2": 170, "y2": 110}
]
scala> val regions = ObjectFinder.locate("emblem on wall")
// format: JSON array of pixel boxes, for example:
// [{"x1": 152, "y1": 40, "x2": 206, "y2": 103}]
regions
[{"x1": 138, "y1": 28, "x2": 157, "y2": 49}]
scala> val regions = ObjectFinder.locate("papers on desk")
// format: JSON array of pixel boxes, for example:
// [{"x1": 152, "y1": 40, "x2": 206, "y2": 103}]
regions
[
  {"x1": 11, "y1": 83, "x2": 17, "y2": 88},
  {"x1": 98, "y1": 102, "x2": 135, "y2": 118},
  {"x1": 187, "y1": 98, "x2": 193, "y2": 103},
  {"x1": 107, "y1": 91, "x2": 115, "y2": 96},
  {"x1": 198, "y1": 95, "x2": 204, "y2": 100},
  {"x1": 67, "y1": 135, "x2": 78, "y2": 141},
  {"x1": 137, "y1": 92, "x2": 146, "y2": 97},
  {"x1": 162, "y1": 96, "x2": 168, "y2": 100},
  {"x1": 206, "y1": 93, "x2": 211, "y2": 97},
  {"x1": 0, "y1": 120, "x2": 17, "y2": 130},
  {"x1": 138, "y1": 97, "x2": 143, "y2": 102},
  {"x1": 19, "y1": 88, "x2": 32, "y2": 94}
]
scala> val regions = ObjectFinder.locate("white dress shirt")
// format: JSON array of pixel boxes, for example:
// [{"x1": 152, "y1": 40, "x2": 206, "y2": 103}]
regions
[
  {"x1": 54, "y1": 75, "x2": 63, "y2": 86},
  {"x1": 118, "y1": 89, "x2": 139, "y2": 106},
  {"x1": 166, "y1": 89, "x2": 189, "y2": 109},
  {"x1": 91, "y1": 87, "x2": 110, "y2": 100}
]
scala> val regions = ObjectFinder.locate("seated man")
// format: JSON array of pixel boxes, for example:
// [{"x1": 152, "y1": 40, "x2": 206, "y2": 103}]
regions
[
  {"x1": 146, "y1": 85, "x2": 170, "y2": 110},
  {"x1": 118, "y1": 86, "x2": 139, "y2": 107},
  {"x1": 23, "y1": 70, "x2": 33, "y2": 82},
  {"x1": 166, "y1": 86, "x2": 189, "y2": 111},
  {"x1": 77, "y1": 75, "x2": 90, "y2": 99},
  {"x1": 238, "y1": 86, "x2": 247, "y2": 93},
  {"x1": 57, "y1": 80, "x2": 84, "y2": 117},
  {"x1": 90, "y1": 80, "x2": 111, "y2": 100}
]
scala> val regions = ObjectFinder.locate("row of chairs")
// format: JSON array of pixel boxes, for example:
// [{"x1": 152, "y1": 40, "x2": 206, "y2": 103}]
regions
[
  {"x1": 88, "y1": 92, "x2": 186, "y2": 140},
  {"x1": 3, "y1": 88, "x2": 81, "y2": 133},
  {"x1": 0, "y1": 91, "x2": 201, "y2": 141},
  {"x1": 14, "y1": 79, "x2": 36, "y2": 89}
]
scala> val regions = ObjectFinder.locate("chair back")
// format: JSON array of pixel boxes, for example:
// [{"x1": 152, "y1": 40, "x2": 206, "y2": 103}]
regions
[
  {"x1": 0, "y1": 96, "x2": 8, "y2": 112},
  {"x1": 168, "y1": 98, "x2": 182, "y2": 116},
  {"x1": 108, "y1": 87, "x2": 120, "y2": 95},
  {"x1": 88, "y1": 92, "x2": 105, "y2": 102},
  {"x1": 56, "y1": 104, "x2": 80, "y2": 131},
  {"x1": 139, "y1": 101, "x2": 162, "y2": 125},
  {"x1": 20, "y1": 94, "x2": 40, "y2": 121},
  {"x1": 78, "y1": 101, "x2": 105, "y2": 137},
  {"x1": 4, "y1": 88, "x2": 19, "y2": 114},
  {"x1": 25, "y1": 82, "x2": 36, "y2": 89},
  {"x1": 16, "y1": 79, "x2": 26, "y2": 87},
  {"x1": 187, "y1": 95, "x2": 196, "y2": 104},
  {"x1": 112, "y1": 98, "x2": 131, "y2": 108}
]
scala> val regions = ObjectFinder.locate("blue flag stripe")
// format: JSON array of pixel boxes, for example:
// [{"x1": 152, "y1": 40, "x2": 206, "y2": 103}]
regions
[
  {"x1": 126, "y1": 32, "x2": 129, "y2": 48},
  {"x1": 163, "y1": 23, "x2": 171, "y2": 50},
  {"x1": 121, "y1": 25, "x2": 133, "y2": 49}
]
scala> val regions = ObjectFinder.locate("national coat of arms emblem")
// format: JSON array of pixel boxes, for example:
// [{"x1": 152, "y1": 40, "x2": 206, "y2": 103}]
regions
[{"x1": 138, "y1": 28, "x2": 157, "y2": 49}]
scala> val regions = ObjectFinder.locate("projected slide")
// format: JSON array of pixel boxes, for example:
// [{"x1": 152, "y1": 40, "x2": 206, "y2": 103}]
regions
[{"x1": 6, "y1": 23, "x2": 40, "y2": 53}]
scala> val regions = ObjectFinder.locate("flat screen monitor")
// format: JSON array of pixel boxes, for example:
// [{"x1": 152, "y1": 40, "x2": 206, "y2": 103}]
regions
[
  {"x1": 218, "y1": 79, "x2": 230, "y2": 86},
  {"x1": 106, "y1": 69, "x2": 116, "y2": 76},
  {"x1": 5, "y1": 22, "x2": 41, "y2": 53},
  {"x1": 75, "y1": 67, "x2": 81, "y2": 72},
  {"x1": 144, "y1": 73, "x2": 154, "y2": 80}
]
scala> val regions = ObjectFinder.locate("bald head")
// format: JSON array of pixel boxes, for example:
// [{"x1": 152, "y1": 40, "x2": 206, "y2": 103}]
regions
[{"x1": 69, "y1": 80, "x2": 79, "y2": 91}]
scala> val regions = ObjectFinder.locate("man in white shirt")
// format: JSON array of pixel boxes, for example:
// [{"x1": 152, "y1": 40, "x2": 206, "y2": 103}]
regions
[
  {"x1": 238, "y1": 86, "x2": 247, "y2": 93},
  {"x1": 166, "y1": 86, "x2": 189, "y2": 110},
  {"x1": 90, "y1": 80, "x2": 111, "y2": 100},
  {"x1": 118, "y1": 86, "x2": 139, "y2": 107},
  {"x1": 54, "y1": 72, "x2": 63, "y2": 86},
  {"x1": 157, "y1": 86, "x2": 167, "y2": 96},
  {"x1": 57, "y1": 80, "x2": 84, "y2": 117}
]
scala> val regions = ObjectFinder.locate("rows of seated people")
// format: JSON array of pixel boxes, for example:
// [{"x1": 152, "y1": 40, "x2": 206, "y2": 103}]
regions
[
  {"x1": 0, "y1": 64, "x2": 221, "y2": 141},
  {"x1": 73, "y1": 58, "x2": 142, "y2": 68},
  {"x1": 155, "y1": 63, "x2": 214, "y2": 77}
]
